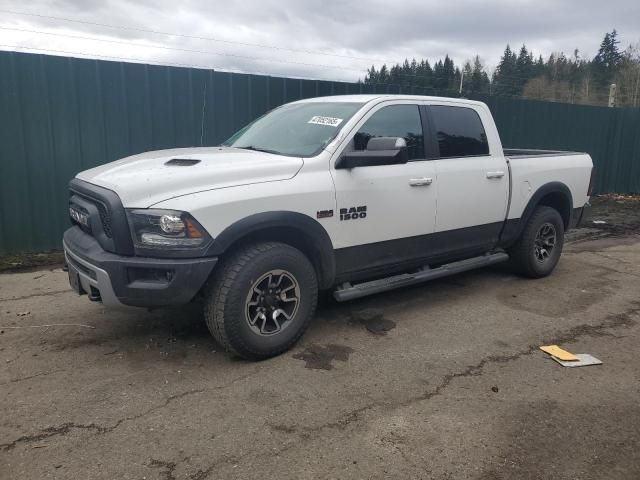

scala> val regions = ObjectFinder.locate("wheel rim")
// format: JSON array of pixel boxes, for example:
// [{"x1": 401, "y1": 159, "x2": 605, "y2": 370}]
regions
[
  {"x1": 244, "y1": 269, "x2": 300, "y2": 336},
  {"x1": 534, "y1": 222, "x2": 557, "y2": 263}
]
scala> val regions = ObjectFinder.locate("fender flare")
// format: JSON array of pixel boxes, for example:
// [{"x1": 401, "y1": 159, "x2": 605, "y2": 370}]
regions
[
  {"x1": 500, "y1": 181, "x2": 573, "y2": 246},
  {"x1": 207, "y1": 211, "x2": 336, "y2": 289},
  {"x1": 521, "y1": 181, "x2": 573, "y2": 226}
]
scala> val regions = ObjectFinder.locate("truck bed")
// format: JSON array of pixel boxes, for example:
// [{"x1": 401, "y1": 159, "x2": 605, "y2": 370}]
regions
[{"x1": 503, "y1": 148, "x2": 592, "y2": 228}]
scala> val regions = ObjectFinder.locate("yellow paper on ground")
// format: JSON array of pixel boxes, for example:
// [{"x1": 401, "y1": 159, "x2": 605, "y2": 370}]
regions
[{"x1": 540, "y1": 345, "x2": 578, "y2": 361}]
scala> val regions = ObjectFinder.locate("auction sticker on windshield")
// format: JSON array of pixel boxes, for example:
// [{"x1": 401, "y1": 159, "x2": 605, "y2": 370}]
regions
[{"x1": 308, "y1": 116, "x2": 343, "y2": 127}]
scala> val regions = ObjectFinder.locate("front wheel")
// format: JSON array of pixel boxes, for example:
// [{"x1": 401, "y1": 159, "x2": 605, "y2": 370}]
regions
[
  {"x1": 508, "y1": 206, "x2": 565, "y2": 278},
  {"x1": 204, "y1": 242, "x2": 318, "y2": 360}
]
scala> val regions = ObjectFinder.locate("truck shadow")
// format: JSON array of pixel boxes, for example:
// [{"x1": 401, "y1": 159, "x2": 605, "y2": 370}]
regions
[
  {"x1": 45, "y1": 246, "x2": 618, "y2": 366},
  {"x1": 48, "y1": 267, "x2": 505, "y2": 363}
]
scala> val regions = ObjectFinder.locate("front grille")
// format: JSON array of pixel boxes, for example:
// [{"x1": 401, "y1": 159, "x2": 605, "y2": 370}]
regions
[
  {"x1": 68, "y1": 178, "x2": 134, "y2": 256},
  {"x1": 95, "y1": 201, "x2": 113, "y2": 238},
  {"x1": 69, "y1": 192, "x2": 113, "y2": 239}
]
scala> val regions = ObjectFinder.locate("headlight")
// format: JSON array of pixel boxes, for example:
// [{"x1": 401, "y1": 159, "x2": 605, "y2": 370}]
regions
[{"x1": 126, "y1": 209, "x2": 211, "y2": 250}]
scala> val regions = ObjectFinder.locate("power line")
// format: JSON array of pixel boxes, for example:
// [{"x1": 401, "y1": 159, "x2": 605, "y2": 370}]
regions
[
  {"x1": 0, "y1": 26, "x2": 460, "y2": 83},
  {"x1": 5, "y1": 11, "x2": 547, "y2": 84},
  {"x1": 0, "y1": 25, "x2": 368, "y2": 74},
  {"x1": 0, "y1": 8, "x2": 400, "y2": 66}
]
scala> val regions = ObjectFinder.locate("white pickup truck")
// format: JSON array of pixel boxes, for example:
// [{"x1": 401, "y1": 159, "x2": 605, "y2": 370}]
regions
[{"x1": 64, "y1": 95, "x2": 593, "y2": 359}]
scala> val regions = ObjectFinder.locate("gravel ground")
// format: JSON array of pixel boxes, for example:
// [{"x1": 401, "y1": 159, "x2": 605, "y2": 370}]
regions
[{"x1": 1, "y1": 199, "x2": 639, "y2": 479}]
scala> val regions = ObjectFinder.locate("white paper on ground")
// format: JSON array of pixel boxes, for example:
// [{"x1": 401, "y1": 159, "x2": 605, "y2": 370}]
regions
[{"x1": 551, "y1": 353, "x2": 603, "y2": 367}]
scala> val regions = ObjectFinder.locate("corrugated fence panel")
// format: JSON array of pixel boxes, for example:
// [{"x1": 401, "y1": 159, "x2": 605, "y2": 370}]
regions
[
  {"x1": 16, "y1": 53, "x2": 58, "y2": 251},
  {"x1": 0, "y1": 50, "x2": 639, "y2": 254},
  {"x1": 612, "y1": 108, "x2": 640, "y2": 194},
  {"x1": 0, "y1": 52, "x2": 29, "y2": 254},
  {"x1": 124, "y1": 62, "x2": 154, "y2": 154},
  {"x1": 478, "y1": 94, "x2": 633, "y2": 193}
]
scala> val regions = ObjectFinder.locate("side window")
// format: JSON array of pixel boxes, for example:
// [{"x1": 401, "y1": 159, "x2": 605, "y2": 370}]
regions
[
  {"x1": 430, "y1": 106, "x2": 489, "y2": 158},
  {"x1": 353, "y1": 105, "x2": 424, "y2": 160}
]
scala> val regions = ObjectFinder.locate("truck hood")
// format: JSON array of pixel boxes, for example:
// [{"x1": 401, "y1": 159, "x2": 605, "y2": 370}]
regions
[{"x1": 76, "y1": 147, "x2": 304, "y2": 207}]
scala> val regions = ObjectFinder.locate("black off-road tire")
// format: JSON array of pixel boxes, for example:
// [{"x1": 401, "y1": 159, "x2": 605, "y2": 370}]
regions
[
  {"x1": 204, "y1": 242, "x2": 318, "y2": 360},
  {"x1": 509, "y1": 206, "x2": 565, "y2": 278}
]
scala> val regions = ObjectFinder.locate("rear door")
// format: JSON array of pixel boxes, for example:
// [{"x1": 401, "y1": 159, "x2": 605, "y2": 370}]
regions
[
  {"x1": 428, "y1": 103, "x2": 509, "y2": 256},
  {"x1": 330, "y1": 102, "x2": 438, "y2": 279}
]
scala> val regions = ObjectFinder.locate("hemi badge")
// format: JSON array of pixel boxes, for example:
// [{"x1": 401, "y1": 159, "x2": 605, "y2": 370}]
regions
[{"x1": 316, "y1": 209, "x2": 333, "y2": 219}]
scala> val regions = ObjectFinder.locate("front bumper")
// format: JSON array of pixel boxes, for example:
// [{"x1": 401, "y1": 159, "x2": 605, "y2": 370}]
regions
[{"x1": 63, "y1": 226, "x2": 218, "y2": 308}]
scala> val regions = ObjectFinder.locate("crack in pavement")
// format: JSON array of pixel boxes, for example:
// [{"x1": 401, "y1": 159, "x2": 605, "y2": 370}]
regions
[
  {"x1": 0, "y1": 422, "x2": 108, "y2": 450},
  {"x1": 268, "y1": 302, "x2": 640, "y2": 440},
  {"x1": 148, "y1": 458, "x2": 179, "y2": 480},
  {"x1": 189, "y1": 453, "x2": 247, "y2": 480},
  {"x1": 397, "y1": 302, "x2": 639, "y2": 407},
  {"x1": 0, "y1": 290, "x2": 70, "y2": 303},
  {"x1": 0, "y1": 369, "x2": 65, "y2": 386},
  {"x1": 0, "y1": 388, "x2": 205, "y2": 451},
  {"x1": 0, "y1": 368, "x2": 260, "y2": 452},
  {"x1": 188, "y1": 441, "x2": 301, "y2": 480}
]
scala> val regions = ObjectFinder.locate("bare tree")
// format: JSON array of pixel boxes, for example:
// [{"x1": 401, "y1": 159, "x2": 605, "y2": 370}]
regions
[{"x1": 615, "y1": 43, "x2": 640, "y2": 107}]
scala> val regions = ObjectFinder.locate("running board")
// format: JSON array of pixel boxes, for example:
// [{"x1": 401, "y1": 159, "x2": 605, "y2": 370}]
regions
[{"x1": 333, "y1": 252, "x2": 509, "y2": 302}]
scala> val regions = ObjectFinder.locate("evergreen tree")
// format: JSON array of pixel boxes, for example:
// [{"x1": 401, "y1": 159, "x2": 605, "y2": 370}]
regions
[
  {"x1": 389, "y1": 64, "x2": 402, "y2": 86},
  {"x1": 432, "y1": 59, "x2": 446, "y2": 89},
  {"x1": 360, "y1": 30, "x2": 638, "y2": 106},
  {"x1": 493, "y1": 45, "x2": 519, "y2": 95},
  {"x1": 461, "y1": 61, "x2": 473, "y2": 94},
  {"x1": 515, "y1": 45, "x2": 534, "y2": 90},
  {"x1": 416, "y1": 60, "x2": 433, "y2": 88},
  {"x1": 533, "y1": 55, "x2": 545, "y2": 77},
  {"x1": 378, "y1": 65, "x2": 389, "y2": 85},
  {"x1": 364, "y1": 65, "x2": 378, "y2": 85},
  {"x1": 470, "y1": 55, "x2": 490, "y2": 94},
  {"x1": 442, "y1": 55, "x2": 456, "y2": 90},
  {"x1": 592, "y1": 30, "x2": 623, "y2": 86}
]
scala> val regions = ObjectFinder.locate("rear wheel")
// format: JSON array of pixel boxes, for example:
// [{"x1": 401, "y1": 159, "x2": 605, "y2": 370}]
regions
[
  {"x1": 204, "y1": 242, "x2": 318, "y2": 360},
  {"x1": 509, "y1": 206, "x2": 565, "y2": 278}
]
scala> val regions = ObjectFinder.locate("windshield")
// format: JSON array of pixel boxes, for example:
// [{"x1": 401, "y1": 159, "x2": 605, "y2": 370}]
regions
[{"x1": 222, "y1": 102, "x2": 364, "y2": 157}]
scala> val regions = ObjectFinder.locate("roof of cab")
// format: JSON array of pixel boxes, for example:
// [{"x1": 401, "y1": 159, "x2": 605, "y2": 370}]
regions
[{"x1": 293, "y1": 94, "x2": 487, "y2": 107}]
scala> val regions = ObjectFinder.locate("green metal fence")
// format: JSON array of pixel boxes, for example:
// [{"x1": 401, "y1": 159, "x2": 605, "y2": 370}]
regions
[
  {"x1": 1, "y1": 51, "x2": 639, "y2": 254},
  {"x1": 478, "y1": 95, "x2": 640, "y2": 195}
]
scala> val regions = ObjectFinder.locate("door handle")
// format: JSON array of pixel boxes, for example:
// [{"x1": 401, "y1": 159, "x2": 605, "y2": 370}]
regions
[
  {"x1": 486, "y1": 171, "x2": 505, "y2": 179},
  {"x1": 409, "y1": 177, "x2": 433, "y2": 186}
]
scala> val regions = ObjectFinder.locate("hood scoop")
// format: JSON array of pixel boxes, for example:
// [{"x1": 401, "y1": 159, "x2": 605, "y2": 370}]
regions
[{"x1": 165, "y1": 158, "x2": 201, "y2": 166}]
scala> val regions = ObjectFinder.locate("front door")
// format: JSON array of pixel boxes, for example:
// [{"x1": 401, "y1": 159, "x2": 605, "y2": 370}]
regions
[{"x1": 331, "y1": 102, "x2": 438, "y2": 280}]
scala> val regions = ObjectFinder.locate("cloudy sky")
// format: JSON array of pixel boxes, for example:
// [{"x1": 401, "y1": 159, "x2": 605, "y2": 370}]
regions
[{"x1": 1, "y1": 0, "x2": 638, "y2": 82}]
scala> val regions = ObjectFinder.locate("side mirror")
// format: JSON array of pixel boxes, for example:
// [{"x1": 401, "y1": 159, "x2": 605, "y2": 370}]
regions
[
  {"x1": 367, "y1": 137, "x2": 407, "y2": 150},
  {"x1": 335, "y1": 137, "x2": 409, "y2": 169}
]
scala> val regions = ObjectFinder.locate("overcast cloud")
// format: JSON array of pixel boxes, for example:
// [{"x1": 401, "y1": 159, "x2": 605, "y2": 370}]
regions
[{"x1": 1, "y1": 0, "x2": 639, "y2": 82}]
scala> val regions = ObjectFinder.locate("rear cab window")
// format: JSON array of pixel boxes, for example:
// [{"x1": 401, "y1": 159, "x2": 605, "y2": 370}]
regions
[{"x1": 430, "y1": 105, "x2": 489, "y2": 158}]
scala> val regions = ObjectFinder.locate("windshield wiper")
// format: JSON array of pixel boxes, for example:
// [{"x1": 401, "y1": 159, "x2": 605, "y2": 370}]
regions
[{"x1": 238, "y1": 145, "x2": 282, "y2": 155}]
